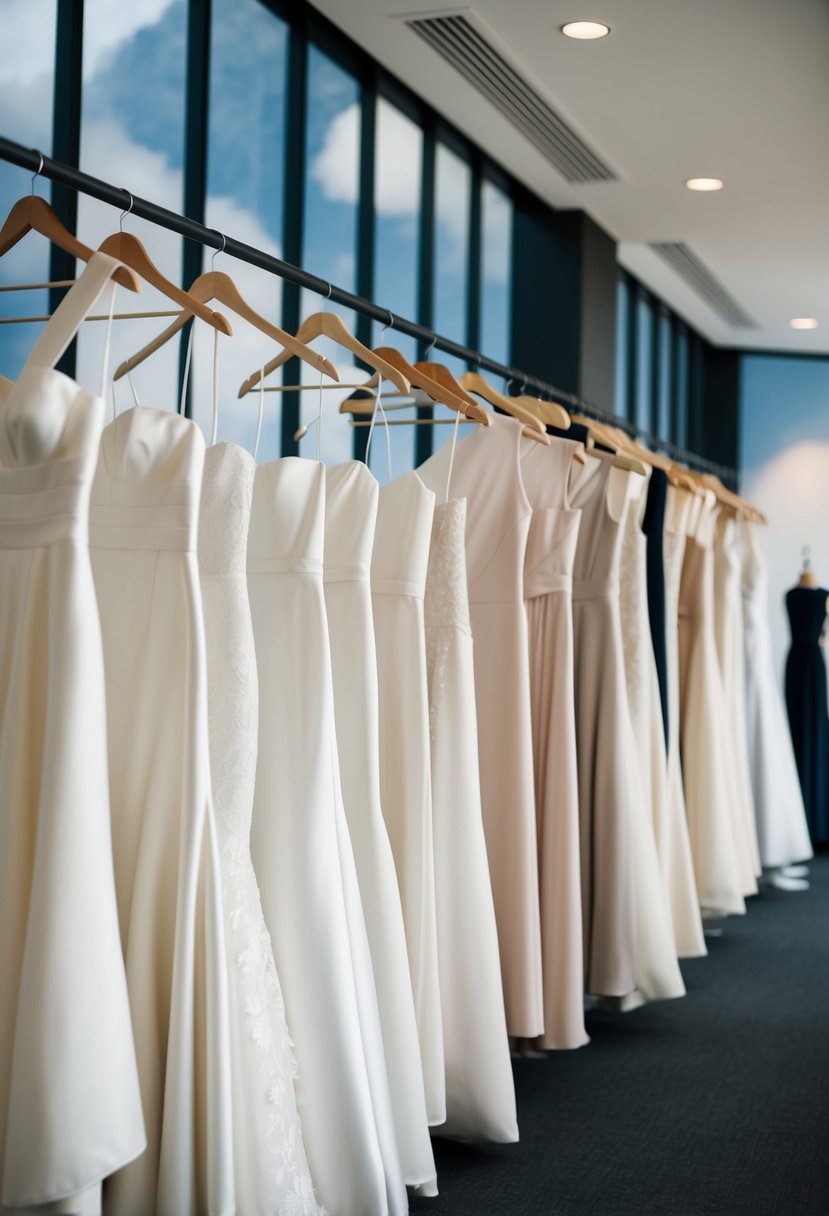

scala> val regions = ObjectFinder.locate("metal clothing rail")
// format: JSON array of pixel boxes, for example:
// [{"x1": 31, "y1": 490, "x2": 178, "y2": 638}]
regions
[{"x1": 0, "y1": 135, "x2": 737, "y2": 482}]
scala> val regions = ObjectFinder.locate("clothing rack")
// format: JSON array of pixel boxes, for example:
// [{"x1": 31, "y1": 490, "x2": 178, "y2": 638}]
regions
[{"x1": 0, "y1": 135, "x2": 737, "y2": 483}]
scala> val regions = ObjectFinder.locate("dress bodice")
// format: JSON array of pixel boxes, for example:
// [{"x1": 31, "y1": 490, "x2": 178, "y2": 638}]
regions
[
  {"x1": 372, "y1": 469, "x2": 435, "y2": 598},
  {"x1": 325, "y1": 461, "x2": 378, "y2": 581},
  {"x1": 91, "y1": 406, "x2": 204, "y2": 553},
  {"x1": 569, "y1": 453, "x2": 629, "y2": 598},
  {"x1": 786, "y1": 585, "x2": 829, "y2": 648},
  {"x1": 248, "y1": 457, "x2": 325, "y2": 571},
  {"x1": 520, "y1": 437, "x2": 582, "y2": 601},
  {"x1": 198, "y1": 442, "x2": 255, "y2": 578},
  {"x1": 424, "y1": 497, "x2": 470, "y2": 636}
]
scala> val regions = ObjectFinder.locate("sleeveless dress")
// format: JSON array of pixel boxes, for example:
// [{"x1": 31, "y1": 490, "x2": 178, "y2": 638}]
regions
[
  {"x1": 784, "y1": 583, "x2": 829, "y2": 845},
  {"x1": 198, "y1": 442, "x2": 321, "y2": 1216},
  {"x1": 713, "y1": 515, "x2": 762, "y2": 887},
  {"x1": 618, "y1": 471, "x2": 685, "y2": 1005},
  {"x1": 371, "y1": 469, "x2": 445, "y2": 1126},
  {"x1": 741, "y1": 521, "x2": 813, "y2": 868},
  {"x1": 247, "y1": 457, "x2": 402, "y2": 1216},
  {"x1": 644, "y1": 468, "x2": 670, "y2": 744},
  {"x1": 324, "y1": 461, "x2": 436, "y2": 1192},
  {"x1": 90, "y1": 405, "x2": 234, "y2": 1215},
  {"x1": 424, "y1": 495, "x2": 518, "y2": 1142},
  {"x1": 661, "y1": 487, "x2": 706, "y2": 958},
  {"x1": 418, "y1": 412, "x2": 544, "y2": 1040},
  {"x1": 569, "y1": 453, "x2": 635, "y2": 997},
  {"x1": 520, "y1": 436, "x2": 588, "y2": 1049},
  {"x1": 0, "y1": 255, "x2": 145, "y2": 1213},
  {"x1": 678, "y1": 491, "x2": 746, "y2": 917}
]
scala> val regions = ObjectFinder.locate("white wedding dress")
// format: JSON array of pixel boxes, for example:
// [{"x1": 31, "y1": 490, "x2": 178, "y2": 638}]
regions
[
  {"x1": 91, "y1": 404, "x2": 234, "y2": 1216},
  {"x1": 199, "y1": 441, "x2": 321, "y2": 1215},
  {"x1": 0, "y1": 254, "x2": 145, "y2": 1214}
]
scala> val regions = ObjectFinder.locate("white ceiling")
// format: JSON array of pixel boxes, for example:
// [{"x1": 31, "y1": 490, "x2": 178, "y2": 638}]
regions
[{"x1": 313, "y1": 0, "x2": 829, "y2": 353}]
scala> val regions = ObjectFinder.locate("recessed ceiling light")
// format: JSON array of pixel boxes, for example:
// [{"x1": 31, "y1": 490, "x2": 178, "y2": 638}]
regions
[
  {"x1": 561, "y1": 21, "x2": 611, "y2": 40},
  {"x1": 685, "y1": 177, "x2": 724, "y2": 192},
  {"x1": 790, "y1": 317, "x2": 819, "y2": 330}
]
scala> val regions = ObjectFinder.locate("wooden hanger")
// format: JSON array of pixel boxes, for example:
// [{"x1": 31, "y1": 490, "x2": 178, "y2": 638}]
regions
[
  {"x1": 458, "y1": 371, "x2": 550, "y2": 441},
  {"x1": 339, "y1": 346, "x2": 490, "y2": 423},
  {"x1": 604, "y1": 426, "x2": 698, "y2": 490},
  {"x1": 514, "y1": 393, "x2": 572, "y2": 431},
  {"x1": 98, "y1": 231, "x2": 231, "y2": 334},
  {"x1": 113, "y1": 269, "x2": 338, "y2": 382},
  {"x1": 238, "y1": 310, "x2": 409, "y2": 398},
  {"x1": 571, "y1": 414, "x2": 648, "y2": 475},
  {"x1": 0, "y1": 195, "x2": 141, "y2": 292}
]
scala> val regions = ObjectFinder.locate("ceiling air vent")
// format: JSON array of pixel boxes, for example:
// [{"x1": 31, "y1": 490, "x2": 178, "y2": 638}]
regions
[
  {"x1": 651, "y1": 243, "x2": 758, "y2": 329},
  {"x1": 404, "y1": 12, "x2": 617, "y2": 184}
]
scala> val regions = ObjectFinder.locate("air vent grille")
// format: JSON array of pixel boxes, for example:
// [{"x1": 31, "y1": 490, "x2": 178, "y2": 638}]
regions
[
  {"x1": 405, "y1": 13, "x2": 616, "y2": 184},
  {"x1": 651, "y1": 243, "x2": 758, "y2": 329}
]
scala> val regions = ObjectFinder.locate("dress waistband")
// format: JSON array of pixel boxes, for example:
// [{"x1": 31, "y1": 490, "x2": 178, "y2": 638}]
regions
[
  {"x1": 572, "y1": 576, "x2": 619, "y2": 601},
  {"x1": 324, "y1": 562, "x2": 370, "y2": 584},
  {"x1": 0, "y1": 455, "x2": 92, "y2": 549},
  {"x1": 90, "y1": 504, "x2": 196, "y2": 552},
  {"x1": 371, "y1": 576, "x2": 425, "y2": 600},
  {"x1": 525, "y1": 573, "x2": 573, "y2": 600},
  {"x1": 247, "y1": 556, "x2": 324, "y2": 577}
]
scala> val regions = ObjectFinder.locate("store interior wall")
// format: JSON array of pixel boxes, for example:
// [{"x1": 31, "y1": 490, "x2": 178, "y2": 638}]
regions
[{"x1": 740, "y1": 354, "x2": 829, "y2": 676}]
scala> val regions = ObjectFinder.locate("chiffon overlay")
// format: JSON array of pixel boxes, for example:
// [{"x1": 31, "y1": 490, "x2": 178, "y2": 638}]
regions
[
  {"x1": 741, "y1": 520, "x2": 813, "y2": 868},
  {"x1": 0, "y1": 255, "x2": 145, "y2": 1213},
  {"x1": 198, "y1": 441, "x2": 321, "y2": 1215},
  {"x1": 91, "y1": 404, "x2": 234, "y2": 1216},
  {"x1": 520, "y1": 435, "x2": 588, "y2": 1049},
  {"x1": 661, "y1": 487, "x2": 707, "y2": 958},
  {"x1": 678, "y1": 491, "x2": 746, "y2": 918},
  {"x1": 324, "y1": 461, "x2": 436, "y2": 1192},
  {"x1": 248, "y1": 457, "x2": 401, "y2": 1216},
  {"x1": 419, "y1": 413, "x2": 544, "y2": 1039},
  {"x1": 425, "y1": 495, "x2": 518, "y2": 1142},
  {"x1": 372, "y1": 469, "x2": 446, "y2": 1127},
  {"x1": 569, "y1": 451, "x2": 636, "y2": 997},
  {"x1": 785, "y1": 583, "x2": 829, "y2": 845}
]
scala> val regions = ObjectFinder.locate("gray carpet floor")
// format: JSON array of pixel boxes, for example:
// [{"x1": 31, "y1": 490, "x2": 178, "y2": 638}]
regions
[{"x1": 416, "y1": 854, "x2": 829, "y2": 1215}]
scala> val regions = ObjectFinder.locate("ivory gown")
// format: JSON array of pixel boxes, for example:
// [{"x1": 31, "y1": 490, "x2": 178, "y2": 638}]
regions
[
  {"x1": 371, "y1": 469, "x2": 445, "y2": 1126},
  {"x1": 324, "y1": 460, "x2": 437, "y2": 1192},
  {"x1": 418, "y1": 412, "x2": 544, "y2": 1039},
  {"x1": 199, "y1": 441, "x2": 321, "y2": 1215},
  {"x1": 661, "y1": 486, "x2": 707, "y2": 957},
  {"x1": 91, "y1": 404, "x2": 234, "y2": 1216},
  {"x1": 425, "y1": 493, "x2": 519, "y2": 1142},
  {"x1": 248, "y1": 456, "x2": 406, "y2": 1216},
  {"x1": 520, "y1": 435, "x2": 588, "y2": 1049},
  {"x1": 678, "y1": 490, "x2": 746, "y2": 918},
  {"x1": 0, "y1": 255, "x2": 145, "y2": 1214},
  {"x1": 741, "y1": 519, "x2": 813, "y2": 868}
]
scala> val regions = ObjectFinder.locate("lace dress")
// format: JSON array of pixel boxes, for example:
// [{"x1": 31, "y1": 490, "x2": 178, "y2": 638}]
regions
[
  {"x1": 424, "y1": 497, "x2": 518, "y2": 1143},
  {"x1": 199, "y1": 442, "x2": 321, "y2": 1216}
]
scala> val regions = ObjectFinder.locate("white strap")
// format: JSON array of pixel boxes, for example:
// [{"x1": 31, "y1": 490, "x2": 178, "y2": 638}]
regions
[
  {"x1": 252, "y1": 365, "x2": 265, "y2": 460},
  {"x1": 444, "y1": 406, "x2": 461, "y2": 503},
  {"x1": 179, "y1": 322, "x2": 195, "y2": 416},
  {"x1": 22, "y1": 252, "x2": 121, "y2": 377},
  {"x1": 210, "y1": 327, "x2": 219, "y2": 446},
  {"x1": 363, "y1": 390, "x2": 393, "y2": 480},
  {"x1": 99, "y1": 282, "x2": 118, "y2": 400}
]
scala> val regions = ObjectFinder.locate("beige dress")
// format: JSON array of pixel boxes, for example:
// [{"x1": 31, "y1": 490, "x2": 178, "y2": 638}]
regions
[
  {"x1": 662, "y1": 487, "x2": 707, "y2": 957},
  {"x1": 569, "y1": 453, "x2": 636, "y2": 997},
  {"x1": 418, "y1": 412, "x2": 544, "y2": 1039},
  {"x1": 678, "y1": 491, "x2": 746, "y2": 917},
  {"x1": 520, "y1": 436, "x2": 588, "y2": 1049},
  {"x1": 714, "y1": 514, "x2": 762, "y2": 890}
]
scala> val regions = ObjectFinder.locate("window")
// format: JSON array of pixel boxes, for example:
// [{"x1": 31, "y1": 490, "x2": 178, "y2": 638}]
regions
[
  {"x1": 432, "y1": 142, "x2": 472, "y2": 452},
  {"x1": 75, "y1": 0, "x2": 188, "y2": 413},
  {"x1": 657, "y1": 312, "x2": 671, "y2": 440},
  {"x1": 635, "y1": 293, "x2": 652, "y2": 433},
  {"x1": 298, "y1": 45, "x2": 363, "y2": 466},
  {"x1": 192, "y1": 0, "x2": 289, "y2": 460},
  {"x1": 614, "y1": 274, "x2": 629, "y2": 419},
  {"x1": 480, "y1": 179, "x2": 512, "y2": 389},
  {"x1": 370, "y1": 97, "x2": 423, "y2": 482},
  {"x1": 0, "y1": 1, "x2": 58, "y2": 378},
  {"x1": 674, "y1": 328, "x2": 689, "y2": 447}
]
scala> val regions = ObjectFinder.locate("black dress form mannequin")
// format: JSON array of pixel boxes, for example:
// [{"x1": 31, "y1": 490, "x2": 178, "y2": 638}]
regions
[{"x1": 784, "y1": 553, "x2": 829, "y2": 846}]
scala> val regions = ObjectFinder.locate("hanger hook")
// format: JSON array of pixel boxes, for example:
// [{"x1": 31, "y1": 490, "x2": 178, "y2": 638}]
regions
[
  {"x1": 211, "y1": 231, "x2": 226, "y2": 270},
  {"x1": 425, "y1": 332, "x2": 437, "y2": 356},
  {"x1": 519, "y1": 376, "x2": 528, "y2": 395},
  {"x1": 379, "y1": 308, "x2": 394, "y2": 338},
  {"x1": 118, "y1": 189, "x2": 134, "y2": 232},
  {"x1": 321, "y1": 281, "x2": 333, "y2": 313},
  {"x1": 30, "y1": 149, "x2": 44, "y2": 195}
]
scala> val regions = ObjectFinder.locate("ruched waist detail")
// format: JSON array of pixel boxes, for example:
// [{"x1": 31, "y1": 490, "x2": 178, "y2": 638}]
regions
[
  {"x1": 248, "y1": 556, "x2": 323, "y2": 577},
  {"x1": 572, "y1": 576, "x2": 620, "y2": 601},
  {"x1": 324, "y1": 562, "x2": 370, "y2": 584},
  {"x1": 90, "y1": 504, "x2": 196, "y2": 552},
  {"x1": 525, "y1": 572, "x2": 573, "y2": 600},
  {"x1": 371, "y1": 576, "x2": 425, "y2": 600},
  {"x1": 0, "y1": 454, "x2": 92, "y2": 548}
]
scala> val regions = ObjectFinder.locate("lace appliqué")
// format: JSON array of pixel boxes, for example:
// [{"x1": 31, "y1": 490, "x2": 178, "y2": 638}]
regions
[{"x1": 424, "y1": 499, "x2": 470, "y2": 740}]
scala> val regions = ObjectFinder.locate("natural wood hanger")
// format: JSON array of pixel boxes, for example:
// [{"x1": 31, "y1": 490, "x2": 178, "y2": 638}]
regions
[
  {"x1": 238, "y1": 310, "x2": 410, "y2": 398},
  {"x1": 98, "y1": 230, "x2": 231, "y2": 334},
  {"x1": 113, "y1": 269, "x2": 338, "y2": 382},
  {"x1": 458, "y1": 371, "x2": 550, "y2": 444},
  {"x1": 339, "y1": 346, "x2": 490, "y2": 424},
  {"x1": 513, "y1": 393, "x2": 572, "y2": 431},
  {"x1": 0, "y1": 195, "x2": 141, "y2": 292},
  {"x1": 570, "y1": 414, "x2": 648, "y2": 475}
]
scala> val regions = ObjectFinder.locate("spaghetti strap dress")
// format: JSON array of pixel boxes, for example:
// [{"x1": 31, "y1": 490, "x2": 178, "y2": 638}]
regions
[{"x1": 0, "y1": 254, "x2": 145, "y2": 1213}]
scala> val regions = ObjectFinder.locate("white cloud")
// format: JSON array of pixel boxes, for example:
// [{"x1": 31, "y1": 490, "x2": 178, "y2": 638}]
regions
[
  {"x1": 0, "y1": 0, "x2": 59, "y2": 84},
  {"x1": 743, "y1": 440, "x2": 829, "y2": 682},
  {"x1": 81, "y1": 0, "x2": 180, "y2": 81},
  {"x1": 309, "y1": 104, "x2": 360, "y2": 208}
]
